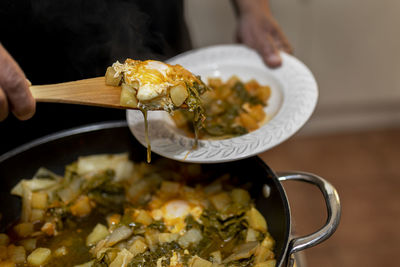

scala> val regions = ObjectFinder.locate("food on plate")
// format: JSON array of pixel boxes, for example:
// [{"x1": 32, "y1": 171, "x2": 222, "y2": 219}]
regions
[
  {"x1": 105, "y1": 59, "x2": 208, "y2": 162},
  {"x1": 1, "y1": 154, "x2": 276, "y2": 267},
  {"x1": 171, "y1": 76, "x2": 271, "y2": 139}
]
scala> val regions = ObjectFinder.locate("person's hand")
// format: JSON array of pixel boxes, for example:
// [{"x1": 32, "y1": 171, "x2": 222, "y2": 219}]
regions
[
  {"x1": 0, "y1": 44, "x2": 35, "y2": 121},
  {"x1": 234, "y1": 0, "x2": 292, "y2": 68}
]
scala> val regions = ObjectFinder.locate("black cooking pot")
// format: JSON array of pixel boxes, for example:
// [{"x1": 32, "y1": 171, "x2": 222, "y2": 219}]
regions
[{"x1": 0, "y1": 122, "x2": 340, "y2": 267}]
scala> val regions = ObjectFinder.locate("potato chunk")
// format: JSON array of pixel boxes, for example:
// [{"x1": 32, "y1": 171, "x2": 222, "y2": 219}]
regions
[
  {"x1": 246, "y1": 207, "x2": 267, "y2": 233},
  {"x1": 14, "y1": 222, "x2": 34, "y2": 238},
  {"x1": 31, "y1": 192, "x2": 48, "y2": 209},
  {"x1": 210, "y1": 192, "x2": 231, "y2": 212},
  {"x1": 27, "y1": 248, "x2": 51, "y2": 266},
  {"x1": 190, "y1": 256, "x2": 213, "y2": 267},
  {"x1": 105, "y1": 67, "x2": 122, "y2": 86},
  {"x1": 134, "y1": 210, "x2": 153, "y2": 226},
  {"x1": 70, "y1": 196, "x2": 92, "y2": 217},
  {"x1": 128, "y1": 238, "x2": 148, "y2": 257},
  {"x1": 120, "y1": 84, "x2": 138, "y2": 108},
  {"x1": 86, "y1": 224, "x2": 109, "y2": 246},
  {"x1": 170, "y1": 83, "x2": 189, "y2": 107}
]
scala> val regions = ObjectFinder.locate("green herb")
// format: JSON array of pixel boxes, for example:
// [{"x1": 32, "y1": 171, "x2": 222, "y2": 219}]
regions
[{"x1": 148, "y1": 220, "x2": 166, "y2": 232}]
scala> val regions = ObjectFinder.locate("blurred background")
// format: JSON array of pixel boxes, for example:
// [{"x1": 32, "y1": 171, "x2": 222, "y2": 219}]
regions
[{"x1": 185, "y1": 0, "x2": 400, "y2": 266}]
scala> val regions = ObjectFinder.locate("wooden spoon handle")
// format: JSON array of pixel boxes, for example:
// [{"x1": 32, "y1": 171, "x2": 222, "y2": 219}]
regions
[{"x1": 30, "y1": 77, "x2": 125, "y2": 109}]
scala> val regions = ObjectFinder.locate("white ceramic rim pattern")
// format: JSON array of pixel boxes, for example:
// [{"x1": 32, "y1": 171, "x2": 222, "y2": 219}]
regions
[{"x1": 127, "y1": 44, "x2": 318, "y2": 163}]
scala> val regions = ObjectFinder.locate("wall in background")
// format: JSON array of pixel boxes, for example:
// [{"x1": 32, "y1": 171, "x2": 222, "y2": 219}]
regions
[{"x1": 185, "y1": 0, "x2": 400, "y2": 135}]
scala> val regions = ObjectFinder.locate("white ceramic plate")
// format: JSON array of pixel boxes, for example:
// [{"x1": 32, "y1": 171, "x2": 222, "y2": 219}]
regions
[{"x1": 127, "y1": 44, "x2": 318, "y2": 163}]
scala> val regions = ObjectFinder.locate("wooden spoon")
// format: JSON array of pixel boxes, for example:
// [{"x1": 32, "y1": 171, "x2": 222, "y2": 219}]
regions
[
  {"x1": 30, "y1": 77, "x2": 190, "y2": 111},
  {"x1": 30, "y1": 77, "x2": 129, "y2": 109}
]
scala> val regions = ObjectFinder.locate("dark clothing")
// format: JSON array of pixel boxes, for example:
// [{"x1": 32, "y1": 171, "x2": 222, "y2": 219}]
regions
[{"x1": 0, "y1": 0, "x2": 191, "y2": 154}]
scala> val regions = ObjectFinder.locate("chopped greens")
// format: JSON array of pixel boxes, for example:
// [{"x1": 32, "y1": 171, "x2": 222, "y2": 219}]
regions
[
  {"x1": 1, "y1": 154, "x2": 276, "y2": 267},
  {"x1": 172, "y1": 76, "x2": 272, "y2": 139}
]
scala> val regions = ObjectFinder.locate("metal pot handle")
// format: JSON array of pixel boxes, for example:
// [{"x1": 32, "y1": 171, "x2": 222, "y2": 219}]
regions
[{"x1": 276, "y1": 171, "x2": 341, "y2": 266}]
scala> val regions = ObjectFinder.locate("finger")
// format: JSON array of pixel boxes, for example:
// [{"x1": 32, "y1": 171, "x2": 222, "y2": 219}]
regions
[
  {"x1": 0, "y1": 86, "x2": 9, "y2": 122},
  {"x1": 257, "y1": 33, "x2": 282, "y2": 68},
  {"x1": 10, "y1": 79, "x2": 36, "y2": 120},
  {"x1": 272, "y1": 28, "x2": 293, "y2": 54},
  {"x1": 0, "y1": 45, "x2": 36, "y2": 120}
]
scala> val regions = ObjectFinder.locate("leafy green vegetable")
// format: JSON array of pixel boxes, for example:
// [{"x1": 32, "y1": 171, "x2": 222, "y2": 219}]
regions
[
  {"x1": 232, "y1": 82, "x2": 264, "y2": 106},
  {"x1": 128, "y1": 242, "x2": 183, "y2": 267},
  {"x1": 148, "y1": 220, "x2": 167, "y2": 232}
]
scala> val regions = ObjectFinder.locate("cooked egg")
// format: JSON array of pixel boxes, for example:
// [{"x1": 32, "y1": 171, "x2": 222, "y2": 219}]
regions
[
  {"x1": 112, "y1": 59, "x2": 199, "y2": 105},
  {"x1": 150, "y1": 199, "x2": 203, "y2": 234}
]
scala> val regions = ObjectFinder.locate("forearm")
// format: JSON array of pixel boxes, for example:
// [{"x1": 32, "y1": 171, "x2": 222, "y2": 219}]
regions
[{"x1": 232, "y1": 0, "x2": 271, "y2": 16}]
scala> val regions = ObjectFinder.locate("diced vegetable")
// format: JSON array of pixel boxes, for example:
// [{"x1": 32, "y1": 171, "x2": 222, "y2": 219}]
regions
[
  {"x1": 107, "y1": 214, "x2": 122, "y2": 228},
  {"x1": 14, "y1": 222, "x2": 34, "y2": 238},
  {"x1": 190, "y1": 256, "x2": 213, "y2": 267},
  {"x1": 20, "y1": 183, "x2": 32, "y2": 222},
  {"x1": 77, "y1": 154, "x2": 133, "y2": 181},
  {"x1": 7, "y1": 245, "x2": 26, "y2": 264},
  {"x1": 105, "y1": 66, "x2": 122, "y2": 86},
  {"x1": 11, "y1": 178, "x2": 58, "y2": 197},
  {"x1": 27, "y1": 248, "x2": 51, "y2": 266},
  {"x1": 109, "y1": 249, "x2": 133, "y2": 267},
  {"x1": 239, "y1": 112, "x2": 259, "y2": 131},
  {"x1": 231, "y1": 188, "x2": 251, "y2": 206},
  {"x1": 222, "y1": 241, "x2": 258, "y2": 263},
  {"x1": 19, "y1": 238, "x2": 37, "y2": 252},
  {"x1": 246, "y1": 228, "x2": 260, "y2": 242},
  {"x1": 41, "y1": 222, "x2": 56, "y2": 236},
  {"x1": 57, "y1": 178, "x2": 83, "y2": 204},
  {"x1": 173, "y1": 75, "x2": 271, "y2": 139},
  {"x1": 254, "y1": 245, "x2": 275, "y2": 264},
  {"x1": 144, "y1": 229, "x2": 160, "y2": 251},
  {"x1": 207, "y1": 77, "x2": 223, "y2": 88},
  {"x1": 86, "y1": 224, "x2": 109, "y2": 246},
  {"x1": 128, "y1": 238, "x2": 148, "y2": 257},
  {"x1": 261, "y1": 233, "x2": 275, "y2": 250},
  {"x1": 178, "y1": 228, "x2": 203, "y2": 248},
  {"x1": 246, "y1": 207, "x2": 268, "y2": 233},
  {"x1": 170, "y1": 83, "x2": 189, "y2": 107},
  {"x1": 54, "y1": 246, "x2": 68, "y2": 257},
  {"x1": 120, "y1": 84, "x2": 138, "y2": 108},
  {"x1": 31, "y1": 192, "x2": 48, "y2": 209},
  {"x1": 209, "y1": 192, "x2": 231, "y2": 212},
  {"x1": 256, "y1": 86, "x2": 271, "y2": 102},
  {"x1": 30, "y1": 209, "x2": 45, "y2": 222},
  {"x1": 245, "y1": 104, "x2": 266, "y2": 121},
  {"x1": 70, "y1": 195, "x2": 92, "y2": 217},
  {"x1": 105, "y1": 225, "x2": 133, "y2": 247},
  {"x1": 134, "y1": 210, "x2": 153, "y2": 226},
  {"x1": 127, "y1": 176, "x2": 162, "y2": 204},
  {"x1": 158, "y1": 233, "x2": 179, "y2": 244},
  {"x1": 209, "y1": 251, "x2": 222, "y2": 264},
  {"x1": 1, "y1": 154, "x2": 277, "y2": 267}
]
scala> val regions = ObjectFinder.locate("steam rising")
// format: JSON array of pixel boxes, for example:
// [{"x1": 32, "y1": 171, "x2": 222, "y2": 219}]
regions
[{"x1": 28, "y1": 0, "x2": 181, "y2": 82}]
